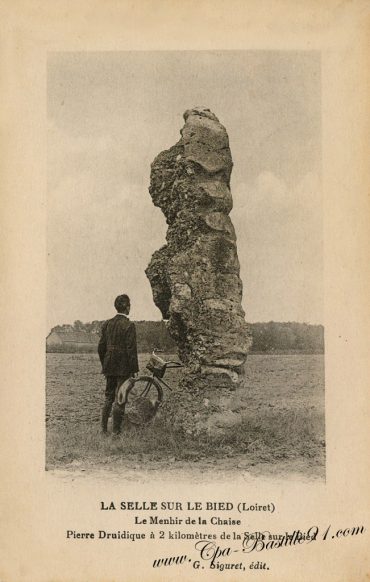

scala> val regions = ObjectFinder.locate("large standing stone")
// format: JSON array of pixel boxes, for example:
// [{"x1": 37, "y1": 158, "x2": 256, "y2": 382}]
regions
[{"x1": 146, "y1": 107, "x2": 251, "y2": 435}]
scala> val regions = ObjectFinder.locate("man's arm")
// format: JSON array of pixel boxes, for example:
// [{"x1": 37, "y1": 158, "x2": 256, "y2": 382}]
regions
[
  {"x1": 126, "y1": 323, "x2": 139, "y2": 375},
  {"x1": 98, "y1": 321, "x2": 108, "y2": 366}
]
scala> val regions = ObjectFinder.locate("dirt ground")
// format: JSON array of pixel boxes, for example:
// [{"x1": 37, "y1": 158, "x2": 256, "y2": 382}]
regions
[
  {"x1": 46, "y1": 353, "x2": 325, "y2": 482},
  {"x1": 49, "y1": 455, "x2": 324, "y2": 485}
]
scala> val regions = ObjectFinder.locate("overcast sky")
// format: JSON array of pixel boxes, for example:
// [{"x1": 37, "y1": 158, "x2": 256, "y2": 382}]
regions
[{"x1": 47, "y1": 51, "x2": 322, "y2": 330}]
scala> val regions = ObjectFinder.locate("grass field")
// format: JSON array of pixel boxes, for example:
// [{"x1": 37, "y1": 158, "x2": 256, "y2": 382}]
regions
[{"x1": 46, "y1": 353, "x2": 325, "y2": 481}]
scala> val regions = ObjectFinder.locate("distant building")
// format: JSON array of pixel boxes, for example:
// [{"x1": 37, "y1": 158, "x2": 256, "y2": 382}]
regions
[{"x1": 46, "y1": 331, "x2": 99, "y2": 352}]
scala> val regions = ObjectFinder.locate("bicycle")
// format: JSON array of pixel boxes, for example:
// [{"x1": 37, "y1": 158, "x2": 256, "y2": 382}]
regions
[{"x1": 116, "y1": 351, "x2": 183, "y2": 425}]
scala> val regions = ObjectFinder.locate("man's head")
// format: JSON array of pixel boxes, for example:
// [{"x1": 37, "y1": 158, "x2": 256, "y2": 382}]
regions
[{"x1": 114, "y1": 294, "x2": 131, "y2": 315}]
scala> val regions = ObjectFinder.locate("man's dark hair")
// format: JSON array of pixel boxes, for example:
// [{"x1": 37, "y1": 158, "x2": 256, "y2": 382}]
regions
[{"x1": 114, "y1": 294, "x2": 130, "y2": 313}]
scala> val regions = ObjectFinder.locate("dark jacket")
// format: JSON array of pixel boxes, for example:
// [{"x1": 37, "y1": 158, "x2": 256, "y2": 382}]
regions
[{"x1": 98, "y1": 314, "x2": 139, "y2": 377}]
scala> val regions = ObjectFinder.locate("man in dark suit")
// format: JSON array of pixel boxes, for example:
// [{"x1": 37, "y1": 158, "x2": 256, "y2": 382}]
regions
[{"x1": 98, "y1": 294, "x2": 139, "y2": 435}]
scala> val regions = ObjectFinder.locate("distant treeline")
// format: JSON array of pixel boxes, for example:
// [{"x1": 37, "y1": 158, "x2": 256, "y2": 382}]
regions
[
  {"x1": 249, "y1": 321, "x2": 324, "y2": 353},
  {"x1": 49, "y1": 320, "x2": 324, "y2": 354}
]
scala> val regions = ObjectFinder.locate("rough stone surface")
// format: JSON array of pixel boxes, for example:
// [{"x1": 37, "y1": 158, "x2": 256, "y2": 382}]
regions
[{"x1": 146, "y1": 107, "x2": 252, "y2": 434}]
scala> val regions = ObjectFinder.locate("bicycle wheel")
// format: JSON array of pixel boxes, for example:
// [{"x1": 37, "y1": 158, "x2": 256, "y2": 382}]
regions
[{"x1": 124, "y1": 376, "x2": 163, "y2": 425}]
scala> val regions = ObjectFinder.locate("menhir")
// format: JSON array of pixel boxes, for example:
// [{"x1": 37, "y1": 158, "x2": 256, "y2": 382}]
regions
[{"x1": 146, "y1": 107, "x2": 251, "y2": 396}]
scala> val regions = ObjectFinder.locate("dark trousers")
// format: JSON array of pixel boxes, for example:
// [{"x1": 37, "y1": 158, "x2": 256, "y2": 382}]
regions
[{"x1": 101, "y1": 375, "x2": 128, "y2": 434}]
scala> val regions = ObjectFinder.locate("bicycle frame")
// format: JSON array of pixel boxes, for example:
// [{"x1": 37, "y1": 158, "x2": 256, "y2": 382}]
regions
[
  {"x1": 122, "y1": 355, "x2": 183, "y2": 424},
  {"x1": 147, "y1": 353, "x2": 183, "y2": 391}
]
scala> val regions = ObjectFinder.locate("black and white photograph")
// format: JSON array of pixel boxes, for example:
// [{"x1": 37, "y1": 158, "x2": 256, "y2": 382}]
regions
[
  {"x1": 1, "y1": 3, "x2": 369, "y2": 581},
  {"x1": 46, "y1": 51, "x2": 325, "y2": 482}
]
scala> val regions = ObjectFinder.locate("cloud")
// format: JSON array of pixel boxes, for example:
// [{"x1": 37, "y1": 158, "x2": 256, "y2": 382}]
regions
[
  {"x1": 47, "y1": 49, "x2": 321, "y2": 327},
  {"x1": 48, "y1": 164, "x2": 323, "y2": 329},
  {"x1": 232, "y1": 171, "x2": 323, "y2": 323},
  {"x1": 47, "y1": 167, "x2": 167, "y2": 329}
]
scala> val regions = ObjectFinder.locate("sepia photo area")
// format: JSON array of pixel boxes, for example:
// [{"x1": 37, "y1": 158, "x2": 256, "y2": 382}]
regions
[{"x1": 46, "y1": 50, "x2": 324, "y2": 483}]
